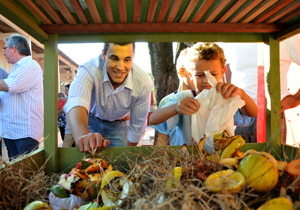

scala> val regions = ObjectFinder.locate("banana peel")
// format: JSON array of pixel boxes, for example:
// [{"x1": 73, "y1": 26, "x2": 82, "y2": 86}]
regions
[
  {"x1": 220, "y1": 135, "x2": 245, "y2": 160},
  {"x1": 198, "y1": 135, "x2": 207, "y2": 157},
  {"x1": 165, "y1": 167, "x2": 182, "y2": 191}
]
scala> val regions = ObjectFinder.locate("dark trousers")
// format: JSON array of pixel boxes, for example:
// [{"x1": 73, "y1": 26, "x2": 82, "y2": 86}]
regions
[
  {"x1": 59, "y1": 126, "x2": 65, "y2": 141},
  {"x1": 3, "y1": 137, "x2": 39, "y2": 160}
]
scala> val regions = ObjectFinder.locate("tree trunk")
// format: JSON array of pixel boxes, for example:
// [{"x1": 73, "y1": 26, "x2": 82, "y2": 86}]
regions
[{"x1": 148, "y1": 42, "x2": 177, "y2": 108}]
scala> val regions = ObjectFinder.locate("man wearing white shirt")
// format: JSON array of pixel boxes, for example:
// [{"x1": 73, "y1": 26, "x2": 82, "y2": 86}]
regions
[
  {"x1": 0, "y1": 34, "x2": 44, "y2": 160},
  {"x1": 65, "y1": 43, "x2": 153, "y2": 152},
  {"x1": 280, "y1": 34, "x2": 300, "y2": 143},
  {"x1": 0, "y1": 67, "x2": 8, "y2": 157}
]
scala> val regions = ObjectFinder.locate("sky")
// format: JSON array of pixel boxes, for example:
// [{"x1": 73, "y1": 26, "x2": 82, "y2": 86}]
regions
[{"x1": 58, "y1": 42, "x2": 153, "y2": 73}]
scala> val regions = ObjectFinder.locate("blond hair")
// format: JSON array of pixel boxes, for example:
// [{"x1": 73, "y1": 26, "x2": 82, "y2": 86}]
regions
[
  {"x1": 176, "y1": 48, "x2": 188, "y2": 73},
  {"x1": 186, "y1": 42, "x2": 227, "y2": 71}
]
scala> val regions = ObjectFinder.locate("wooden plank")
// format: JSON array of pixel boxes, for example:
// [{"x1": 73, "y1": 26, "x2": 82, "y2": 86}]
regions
[
  {"x1": 265, "y1": 1, "x2": 300, "y2": 23},
  {"x1": 102, "y1": 0, "x2": 114, "y2": 23},
  {"x1": 69, "y1": 0, "x2": 89, "y2": 24},
  {"x1": 43, "y1": 34, "x2": 59, "y2": 173},
  {"x1": 57, "y1": 32, "x2": 264, "y2": 44},
  {"x1": 118, "y1": 0, "x2": 127, "y2": 23},
  {"x1": 241, "y1": 143, "x2": 267, "y2": 152},
  {"x1": 85, "y1": 0, "x2": 102, "y2": 23},
  {"x1": 278, "y1": 7, "x2": 300, "y2": 23},
  {"x1": 205, "y1": 0, "x2": 231, "y2": 23},
  {"x1": 40, "y1": 22, "x2": 287, "y2": 34},
  {"x1": 156, "y1": 0, "x2": 172, "y2": 23},
  {"x1": 241, "y1": 0, "x2": 279, "y2": 23},
  {"x1": 146, "y1": 0, "x2": 158, "y2": 23},
  {"x1": 282, "y1": 144, "x2": 300, "y2": 161},
  {"x1": 0, "y1": 1, "x2": 48, "y2": 43},
  {"x1": 217, "y1": 0, "x2": 247, "y2": 23},
  {"x1": 253, "y1": 0, "x2": 294, "y2": 23},
  {"x1": 19, "y1": 0, "x2": 52, "y2": 25},
  {"x1": 9, "y1": 148, "x2": 45, "y2": 171},
  {"x1": 180, "y1": 0, "x2": 202, "y2": 23},
  {"x1": 52, "y1": 0, "x2": 76, "y2": 24},
  {"x1": 275, "y1": 21, "x2": 300, "y2": 41},
  {"x1": 134, "y1": 0, "x2": 142, "y2": 23},
  {"x1": 166, "y1": 0, "x2": 183, "y2": 23},
  {"x1": 192, "y1": 0, "x2": 214, "y2": 23},
  {"x1": 229, "y1": 0, "x2": 263, "y2": 23},
  {"x1": 265, "y1": 34, "x2": 281, "y2": 159},
  {"x1": 37, "y1": 0, "x2": 64, "y2": 24}
]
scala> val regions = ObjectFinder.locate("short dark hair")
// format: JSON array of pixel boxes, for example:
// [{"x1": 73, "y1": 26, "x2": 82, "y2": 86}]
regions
[
  {"x1": 4, "y1": 34, "x2": 31, "y2": 56},
  {"x1": 65, "y1": 84, "x2": 70, "y2": 89},
  {"x1": 103, "y1": 43, "x2": 135, "y2": 55}
]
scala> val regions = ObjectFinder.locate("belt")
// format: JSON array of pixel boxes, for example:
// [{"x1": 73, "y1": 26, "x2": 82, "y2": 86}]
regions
[{"x1": 89, "y1": 113, "x2": 130, "y2": 122}]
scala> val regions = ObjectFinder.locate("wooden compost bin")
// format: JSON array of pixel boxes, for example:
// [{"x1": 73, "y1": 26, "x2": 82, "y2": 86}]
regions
[{"x1": 15, "y1": 32, "x2": 297, "y2": 174}]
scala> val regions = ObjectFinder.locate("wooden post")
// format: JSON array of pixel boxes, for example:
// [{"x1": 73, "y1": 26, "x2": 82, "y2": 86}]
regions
[
  {"x1": 44, "y1": 34, "x2": 59, "y2": 173},
  {"x1": 264, "y1": 34, "x2": 281, "y2": 158}
]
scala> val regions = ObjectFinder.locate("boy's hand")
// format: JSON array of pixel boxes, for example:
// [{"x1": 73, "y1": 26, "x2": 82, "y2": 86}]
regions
[
  {"x1": 175, "y1": 97, "x2": 200, "y2": 115},
  {"x1": 216, "y1": 82, "x2": 243, "y2": 99}
]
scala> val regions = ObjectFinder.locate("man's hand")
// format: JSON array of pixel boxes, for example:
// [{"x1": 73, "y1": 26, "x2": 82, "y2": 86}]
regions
[
  {"x1": 281, "y1": 94, "x2": 300, "y2": 112},
  {"x1": 76, "y1": 133, "x2": 110, "y2": 152},
  {"x1": 175, "y1": 97, "x2": 200, "y2": 115}
]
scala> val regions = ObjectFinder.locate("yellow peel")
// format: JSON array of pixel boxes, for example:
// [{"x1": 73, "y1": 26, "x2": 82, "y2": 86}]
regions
[
  {"x1": 198, "y1": 135, "x2": 207, "y2": 156},
  {"x1": 165, "y1": 167, "x2": 182, "y2": 190},
  {"x1": 220, "y1": 136, "x2": 245, "y2": 160},
  {"x1": 221, "y1": 158, "x2": 240, "y2": 166}
]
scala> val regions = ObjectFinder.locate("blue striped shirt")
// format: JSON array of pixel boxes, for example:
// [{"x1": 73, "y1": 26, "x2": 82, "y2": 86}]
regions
[
  {"x1": 65, "y1": 55, "x2": 153, "y2": 143},
  {"x1": 1, "y1": 56, "x2": 44, "y2": 141}
]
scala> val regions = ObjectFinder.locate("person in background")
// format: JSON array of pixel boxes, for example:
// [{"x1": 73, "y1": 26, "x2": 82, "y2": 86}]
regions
[
  {"x1": 0, "y1": 67, "x2": 8, "y2": 157},
  {"x1": 65, "y1": 43, "x2": 153, "y2": 152},
  {"x1": 62, "y1": 83, "x2": 76, "y2": 147},
  {"x1": 150, "y1": 42, "x2": 257, "y2": 149},
  {"x1": 155, "y1": 48, "x2": 196, "y2": 146},
  {"x1": 0, "y1": 34, "x2": 43, "y2": 160},
  {"x1": 218, "y1": 43, "x2": 258, "y2": 143},
  {"x1": 57, "y1": 92, "x2": 66, "y2": 141},
  {"x1": 280, "y1": 33, "x2": 300, "y2": 144}
]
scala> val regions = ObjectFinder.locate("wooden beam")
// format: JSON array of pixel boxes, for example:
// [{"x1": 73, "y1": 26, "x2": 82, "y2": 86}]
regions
[
  {"x1": 52, "y1": 0, "x2": 76, "y2": 24},
  {"x1": 278, "y1": 7, "x2": 300, "y2": 23},
  {"x1": 275, "y1": 21, "x2": 300, "y2": 41},
  {"x1": 179, "y1": 0, "x2": 199, "y2": 23},
  {"x1": 265, "y1": 1, "x2": 300, "y2": 23},
  {"x1": 253, "y1": 0, "x2": 294, "y2": 23},
  {"x1": 43, "y1": 34, "x2": 59, "y2": 173},
  {"x1": 102, "y1": 0, "x2": 114, "y2": 23},
  {"x1": 229, "y1": 0, "x2": 263, "y2": 23},
  {"x1": 57, "y1": 32, "x2": 265, "y2": 43},
  {"x1": 217, "y1": 0, "x2": 247, "y2": 23},
  {"x1": 205, "y1": 0, "x2": 231, "y2": 23},
  {"x1": 192, "y1": 0, "x2": 214, "y2": 23},
  {"x1": 156, "y1": 0, "x2": 172, "y2": 23},
  {"x1": 85, "y1": 0, "x2": 102, "y2": 24},
  {"x1": 19, "y1": 0, "x2": 52, "y2": 25},
  {"x1": 134, "y1": 0, "x2": 142, "y2": 23},
  {"x1": 146, "y1": 0, "x2": 158, "y2": 23},
  {"x1": 241, "y1": 0, "x2": 279, "y2": 23},
  {"x1": 37, "y1": 0, "x2": 64, "y2": 24},
  {"x1": 40, "y1": 23, "x2": 287, "y2": 34},
  {"x1": 166, "y1": 0, "x2": 183, "y2": 23},
  {"x1": 0, "y1": 32, "x2": 16, "y2": 40},
  {"x1": 69, "y1": 0, "x2": 89, "y2": 24},
  {"x1": 0, "y1": 1, "x2": 48, "y2": 42},
  {"x1": 117, "y1": 0, "x2": 127, "y2": 23}
]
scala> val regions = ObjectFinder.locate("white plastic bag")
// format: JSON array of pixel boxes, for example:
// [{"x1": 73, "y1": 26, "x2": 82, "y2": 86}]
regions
[
  {"x1": 191, "y1": 71, "x2": 245, "y2": 154},
  {"x1": 49, "y1": 192, "x2": 85, "y2": 210}
]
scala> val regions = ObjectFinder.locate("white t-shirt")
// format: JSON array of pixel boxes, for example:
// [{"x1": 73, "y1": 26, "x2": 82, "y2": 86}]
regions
[{"x1": 280, "y1": 34, "x2": 300, "y2": 99}]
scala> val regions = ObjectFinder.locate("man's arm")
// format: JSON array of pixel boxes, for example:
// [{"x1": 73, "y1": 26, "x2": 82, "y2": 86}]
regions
[
  {"x1": 281, "y1": 88, "x2": 300, "y2": 112},
  {"x1": 0, "y1": 80, "x2": 9, "y2": 92},
  {"x1": 68, "y1": 106, "x2": 110, "y2": 152}
]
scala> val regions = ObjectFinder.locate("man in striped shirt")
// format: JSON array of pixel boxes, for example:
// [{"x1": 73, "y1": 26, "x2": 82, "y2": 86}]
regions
[
  {"x1": 0, "y1": 34, "x2": 44, "y2": 160},
  {"x1": 65, "y1": 43, "x2": 153, "y2": 152}
]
